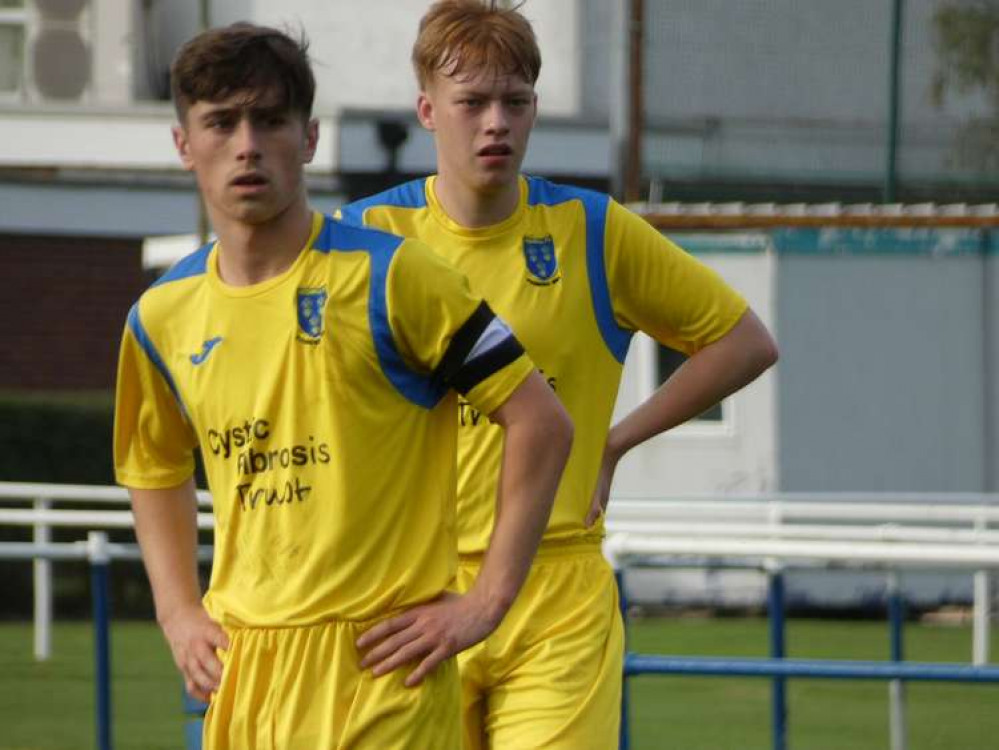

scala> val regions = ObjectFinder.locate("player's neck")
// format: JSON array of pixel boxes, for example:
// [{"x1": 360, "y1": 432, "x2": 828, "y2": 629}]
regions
[
  {"x1": 433, "y1": 173, "x2": 520, "y2": 229},
  {"x1": 210, "y1": 199, "x2": 314, "y2": 287}
]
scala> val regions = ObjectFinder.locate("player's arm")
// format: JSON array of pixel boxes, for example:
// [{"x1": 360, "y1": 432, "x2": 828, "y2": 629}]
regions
[
  {"x1": 586, "y1": 309, "x2": 776, "y2": 524},
  {"x1": 585, "y1": 202, "x2": 778, "y2": 525},
  {"x1": 358, "y1": 371, "x2": 571, "y2": 686},
  {"x1": 463, "y1": 371, "x2": 572, "y2": 631},
  {"x1": 114, "y1": 308, "x2": 226, "y2": 701},
  {"x1": 130, "y1": 479, "x2": 228, "y2": 702},
  {"x1": 356, "y1": 241, "x2": 572, "y2": 686}
]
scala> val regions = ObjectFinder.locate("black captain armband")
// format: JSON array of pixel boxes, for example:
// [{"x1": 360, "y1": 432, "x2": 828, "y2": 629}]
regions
[{"x1": 433, "y1": 301, "x2": 524, "y2": 395}]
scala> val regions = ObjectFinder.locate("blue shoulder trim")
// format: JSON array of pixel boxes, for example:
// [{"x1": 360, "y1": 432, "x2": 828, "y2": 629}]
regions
[
  {"x1": 126, "y1": 302, "x2": 187, "y2": 417},
  {"x1": 320, "y1": 216, "x2": 447, "y2": 409},
  {"x1": 526, "y1": 176, "x2": 632, "y2": 364},
  {"x1": 337, "y1": 178, "x2": 429, "y2": 226},
  {"x1": 152, "y1": 242, "x2": 212, "y2": 287}
]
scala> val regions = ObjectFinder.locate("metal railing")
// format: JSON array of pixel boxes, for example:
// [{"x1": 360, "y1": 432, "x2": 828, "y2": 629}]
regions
[{"x1": 605, "y1": 493, "x2": 999, "y2": 750}]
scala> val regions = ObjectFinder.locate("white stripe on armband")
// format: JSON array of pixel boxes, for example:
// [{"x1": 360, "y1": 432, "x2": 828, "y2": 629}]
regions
[{"x1": 464, "y1": 317, "x2": 514, "y2": 364}]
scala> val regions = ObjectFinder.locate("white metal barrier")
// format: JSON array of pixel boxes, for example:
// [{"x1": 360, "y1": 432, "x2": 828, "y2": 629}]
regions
[
  {"x1": 604, "y1": 493, "x2": 999, "y2": 664},
  {"x1": 0, "y1": 482, "x2": 212, "y2": 661},
  {"x1": 2, "y1": 483, "x2": 997, "y2": 662}
]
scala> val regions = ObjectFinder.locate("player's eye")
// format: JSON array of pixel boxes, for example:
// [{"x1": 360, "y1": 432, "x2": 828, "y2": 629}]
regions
[
  {"x1": 258, "y1": 112, "x2": 288, "y2": 128},
  {"x1": 205, "y1": 115, "x2": 234, "y2": 130}
]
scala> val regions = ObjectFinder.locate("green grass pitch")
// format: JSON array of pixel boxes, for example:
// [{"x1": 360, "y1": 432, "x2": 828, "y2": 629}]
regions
[{"x1": 0, "y1": 617, "x2": 997, "y2": 749}]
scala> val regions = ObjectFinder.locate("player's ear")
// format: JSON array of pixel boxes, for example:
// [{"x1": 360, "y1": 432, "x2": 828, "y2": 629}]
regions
[
  {"x1": 302, "y1": 118, "x2": 319, "y2": 164},
  {"x1": 416, "y1": 91, "x2": 435, "y2": 132},
  {"x1": 172, "y1": 125, "x2": 195, "y2": 171}
]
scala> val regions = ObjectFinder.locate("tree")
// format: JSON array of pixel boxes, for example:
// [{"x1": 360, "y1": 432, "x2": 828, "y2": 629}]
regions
[{"x1": 932, "y1": 0, "x2": 999, "y2": 170}]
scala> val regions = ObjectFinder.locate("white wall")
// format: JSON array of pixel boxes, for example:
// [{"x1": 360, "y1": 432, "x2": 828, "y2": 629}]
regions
[{"x1": 228, "y1": 0, "x2": 581, "y2": 117}]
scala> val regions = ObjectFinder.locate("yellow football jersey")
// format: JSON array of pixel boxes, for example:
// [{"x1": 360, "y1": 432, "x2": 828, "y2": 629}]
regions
[
  {"x1": 340, "y1": 176, "x2": 747, "y2": 554},
  {"x1": 114, "y1": 212, "x2": 533, "y2": 625}
]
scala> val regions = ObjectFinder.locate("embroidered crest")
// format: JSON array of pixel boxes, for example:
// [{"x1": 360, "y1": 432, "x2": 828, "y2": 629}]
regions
[
  {"x1": 296, "y1": 286, "x2": 328, "y2": 343},
  {"x1": 523, "y1": 236, "x2": 561, "y2": 285}
]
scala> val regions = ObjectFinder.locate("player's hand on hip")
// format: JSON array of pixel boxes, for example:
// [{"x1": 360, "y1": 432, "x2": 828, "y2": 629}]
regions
[
  {"x1": 159, "y1": 602, "x2": 229, "y2": 702},
  {"x1": 356, "y1": 592, "x2": 492, "y2": 687}
]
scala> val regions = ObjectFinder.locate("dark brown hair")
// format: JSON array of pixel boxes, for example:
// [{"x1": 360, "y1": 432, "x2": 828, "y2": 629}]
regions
[
  {"x1": 412, "y1": 1, "x2": 541, "y2": 89},
  {"x1": 170, "y1": 22, "x2": 316, "y2": 122}
]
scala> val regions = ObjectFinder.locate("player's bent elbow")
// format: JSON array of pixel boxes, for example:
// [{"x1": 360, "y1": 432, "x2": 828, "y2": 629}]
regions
[{"x1": 757, "y1": 334, "x2": 779, "y2": 372}]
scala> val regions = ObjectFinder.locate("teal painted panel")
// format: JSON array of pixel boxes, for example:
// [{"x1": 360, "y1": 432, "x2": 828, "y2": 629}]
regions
[
  {"x1": 669, "y1": 232, "x2": 770, "y2": 255},
  {"x1": 773, "y1": 228, "x2": 989, "y2": 257}
]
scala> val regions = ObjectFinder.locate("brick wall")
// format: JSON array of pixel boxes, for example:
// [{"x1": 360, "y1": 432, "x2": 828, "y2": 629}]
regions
[{"x1": 1, "y1": 234, "x2": 149, "y2": 391}]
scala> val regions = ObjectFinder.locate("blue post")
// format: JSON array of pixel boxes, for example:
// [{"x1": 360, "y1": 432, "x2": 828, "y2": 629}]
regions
[
  {"x1": 183, "y1": 687, "x2": 208, "y2": 750},
  {"x1": 616, "y1": 568, "x2": 631, "y2": 750},
  {"x1": 89, "y1": 532, "x2": 113, "y2": 750},
  {"x1": 888, "y1": 579, "x2": 905, "y2": 663},
  {"x1": 768, "y1": 569, "x2": 787, "y2": 750},
  {"x1": 888, "y1": 572, "x2": 908, "y2": 750}
]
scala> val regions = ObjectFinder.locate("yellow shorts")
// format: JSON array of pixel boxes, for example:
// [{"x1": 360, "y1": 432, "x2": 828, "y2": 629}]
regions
[
  {"x1": 456, "y1": 542, "x2": 624, "y2": 749},
  {"x1": 203, "y1": 619, "x2": 461, "y2": 750}
]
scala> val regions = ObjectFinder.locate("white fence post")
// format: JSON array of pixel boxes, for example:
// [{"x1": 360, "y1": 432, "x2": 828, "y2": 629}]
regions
[
  {"x1": 33, "y1": 496, "x2": 52, "y2": 661},
  {"x1": 973, "y1": 513, "x2": 992, "y2": 666},
  {"x1": 887, "y1": 571, "x2": 907, "y2": 750}
]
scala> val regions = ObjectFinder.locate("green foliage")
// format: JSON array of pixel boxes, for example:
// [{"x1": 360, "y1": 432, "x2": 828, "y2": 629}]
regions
[
  {"x1": 933, "y1": 1, "x2": 999, "y2": 170},
  {"x1": 933, "y1": 2, "x2": 999, "y2": 100}
]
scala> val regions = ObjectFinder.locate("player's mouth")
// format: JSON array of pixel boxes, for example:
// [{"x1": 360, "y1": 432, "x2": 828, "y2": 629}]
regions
[
  {"x1": 230, "y1": 172, "x2": 270, "y2": 193},
  {"x1": 477, "y1": 143, "x2": 514, "y2": 166}
]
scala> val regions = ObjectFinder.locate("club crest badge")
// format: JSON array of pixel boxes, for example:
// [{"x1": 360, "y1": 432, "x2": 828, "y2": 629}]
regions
[
  {"x1": 296, "y1": 286, "x2": 328, "y2": 344},
  {"x1": 523, "y1": 236, "x2": 560, "y2": 285}
]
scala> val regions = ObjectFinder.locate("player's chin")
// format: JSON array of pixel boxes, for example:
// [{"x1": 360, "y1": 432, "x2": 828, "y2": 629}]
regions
[
  {"x1": 231, "y1": 201, "x2": 285, "y2": 226},
  {"x1": 474, "y1": 169, "x2": 517, "y2": 191}
]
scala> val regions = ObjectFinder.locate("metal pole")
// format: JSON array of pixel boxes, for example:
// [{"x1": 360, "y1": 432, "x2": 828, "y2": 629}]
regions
[
  {"x1": 616, "y1": 567, "x2": 631, "y2": 750},
  {"x1": 624, "y1": 0, "x2": 644, "y2": 203},
  {"x1": 89, "y1": 531, "x2": 113, "y2": 750},
  {"x1": 768, "y1": 567, "x2": 787, "y2": 750},
  {"x1": 33, "y1": 497, "x2": 52, "y2": 661},
  {"x1": 884, "y1": 0, "x2": 904, "y2": 202},
  {"x1": 888, "y1": 571, "x2": 908, "y2": 750}
]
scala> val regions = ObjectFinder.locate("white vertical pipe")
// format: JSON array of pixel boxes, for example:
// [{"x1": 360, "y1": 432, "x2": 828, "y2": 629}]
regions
[
  {"x1": 33, "y1": 497, "x2": 52, "y2": 661},
  {"x1": 887, "y1": 571, "x2": 907, "y2": 750}
]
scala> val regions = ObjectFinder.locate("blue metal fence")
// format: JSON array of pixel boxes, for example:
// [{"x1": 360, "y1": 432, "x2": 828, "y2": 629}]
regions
[{"x1": 618, "y1": 569, "x2": 999, "y2": 750}]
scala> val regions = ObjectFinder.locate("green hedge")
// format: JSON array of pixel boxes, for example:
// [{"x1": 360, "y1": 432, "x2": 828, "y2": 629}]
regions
[{"x1": 0, "y1": 391, "x2": 116, "y2": 485}]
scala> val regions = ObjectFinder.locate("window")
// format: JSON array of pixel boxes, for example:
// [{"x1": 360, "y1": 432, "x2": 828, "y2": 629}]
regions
[{"x1": 0, "y1": 1, "x2": 26, "y2": 97}]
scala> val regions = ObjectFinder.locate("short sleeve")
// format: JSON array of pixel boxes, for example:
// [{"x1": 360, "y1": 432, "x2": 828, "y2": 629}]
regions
[
  {"x1": 113, "y1": 305, "x2": 197, "y2": 488},
  {"x1": 605, "y1": 200, "x2": 748, "y2": 355},
  {"x1": 386, "y1": 239, "x2": 534, "y2": 415}
]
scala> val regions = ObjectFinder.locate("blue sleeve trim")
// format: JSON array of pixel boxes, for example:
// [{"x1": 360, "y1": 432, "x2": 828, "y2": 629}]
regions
[
  {"x1": 526, "y1": 176, "x2": 632, "y2": 364},
  {"x1": 151, "y1": 243, "x2": 212, "y2": 287},
  {"x1": 337, "y1": 178, "x2": 428, "y2": 226},
  {"x1": 126, "y1": 302, "x2": 188, "y2": 418},
  {"x1": 326, "y1": 218, "x2": 447, "y2": 409}
]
